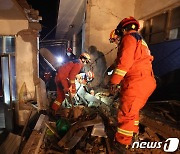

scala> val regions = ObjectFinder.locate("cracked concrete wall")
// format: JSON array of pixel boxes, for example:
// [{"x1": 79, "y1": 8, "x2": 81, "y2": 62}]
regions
[
  {"x1": 134, "y1": 0, "x2": 180, "y2": 19},
  {"x1": 85, "y1": 0, "x2": 135, "y2": 67},
  {"x1": 84, "y1": 0, "x2": 180, "y2": 88},
  {"x1": 16, "y1": 31, "x2": 40, "y2": 125},
  {"x1": 85, "y1": 0, "x2": 135, "y2": 87}
]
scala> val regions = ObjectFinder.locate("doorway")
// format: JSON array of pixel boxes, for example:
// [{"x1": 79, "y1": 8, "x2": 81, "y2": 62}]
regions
[{"x1": 0, "y1": 36, "x2": 16, "y2": 131}]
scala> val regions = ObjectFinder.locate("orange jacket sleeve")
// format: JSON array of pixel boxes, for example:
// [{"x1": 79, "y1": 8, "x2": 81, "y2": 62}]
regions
[
  {"x1": 111, "y1": 35, "x2": 137, "y2": 85},
  {"x1": 69, "y1": 63, "x2": 83, "y2": 93}
]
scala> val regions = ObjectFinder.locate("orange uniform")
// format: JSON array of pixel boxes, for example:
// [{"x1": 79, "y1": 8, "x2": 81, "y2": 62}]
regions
[
  {"x1": 110, "y1": 31, "x2": 156, "y2": 145},
  {"x1": 52, "y1": 60, "x2": 83, "y2": 111}
]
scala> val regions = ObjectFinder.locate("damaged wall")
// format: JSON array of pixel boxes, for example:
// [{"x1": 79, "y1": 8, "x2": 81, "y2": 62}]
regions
[
  {"x1": 85, "y1": 0, "x2": 135, "y2": 67},
  {"x1": 85, "y1": 0, "x2": 180, "y2": 67},
  {"x1": 0, "y1": 0, "x2": 42, "y2": 126},
  {"x1": 16, "y1": 31, "x2": 39, "y2": 100},
  {"x1": 134, "y1": 0, "x2": 180, "y2": 19},
  {"x1": 85, "y1": 0, "x2": 135, "y2": 87},
  {"x1": 84, "y1": 0, "x2": 180, "y2": 88}
]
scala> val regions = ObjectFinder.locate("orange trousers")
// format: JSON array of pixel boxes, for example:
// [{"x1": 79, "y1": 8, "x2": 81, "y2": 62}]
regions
[
  {"x1": 51, "y1": 79, "x2": 69, "y2": 111},
  {"x1": 115, "y1": 71, "x2": 156, "y2": 145}
]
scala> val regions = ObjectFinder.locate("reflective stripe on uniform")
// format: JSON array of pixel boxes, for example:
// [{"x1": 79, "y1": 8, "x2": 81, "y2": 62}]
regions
[
  {"x1": 117, "y1": 127, "x2": 133, "y2": 137},
  {"x1": 70, "y1": 80, "x2": 75, "y2": 83},
  {"x1": 142, "y1": 40, "x2": 148, "y2": 47},
  {"x1": 54, "y1": 100, "x2": 61, "y2": 106},
  {"x1": 134, "y1": 121, "x2": 139, "y2": 126},
  {"x1": 114, "y1": 69, "x2": 127, "y2": 77}
]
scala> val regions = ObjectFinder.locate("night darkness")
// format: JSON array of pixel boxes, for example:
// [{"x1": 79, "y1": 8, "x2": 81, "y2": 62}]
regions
[{"x1": 27, "y1": 0, "x2": 60, "y2": 40}]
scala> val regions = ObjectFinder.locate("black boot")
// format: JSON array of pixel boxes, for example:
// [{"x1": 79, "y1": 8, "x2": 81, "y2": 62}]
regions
[
  {"x1": 113, "y1": 141, "x2": 130, "y2": 154},
  {"x1": 132, "y1": 132, "x2": 140, "y2": 142}
]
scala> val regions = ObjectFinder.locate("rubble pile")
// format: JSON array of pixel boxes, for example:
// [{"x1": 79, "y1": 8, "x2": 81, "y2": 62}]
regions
[{"x1": 21, "y1": 87, "x2": 180, "y2": 154}]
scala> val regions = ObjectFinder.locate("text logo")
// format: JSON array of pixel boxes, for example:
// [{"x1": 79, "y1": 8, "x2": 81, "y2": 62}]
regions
[
  {"x1": 132, "y1": 138, "x2": 179, "y2": 152},
  {"x1": 163, "y1": 138, "x2": 179, "y2": 152}
]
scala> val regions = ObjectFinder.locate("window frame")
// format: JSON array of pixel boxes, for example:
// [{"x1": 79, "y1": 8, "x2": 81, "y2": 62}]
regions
[{"x1": 142, "y1": 5, "x2": 180, "y2": 44}]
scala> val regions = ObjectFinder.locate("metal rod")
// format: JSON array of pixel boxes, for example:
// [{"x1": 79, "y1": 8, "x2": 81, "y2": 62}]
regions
[{"x1": 8, "y1": 54, "x2": 13, "y2": 109}]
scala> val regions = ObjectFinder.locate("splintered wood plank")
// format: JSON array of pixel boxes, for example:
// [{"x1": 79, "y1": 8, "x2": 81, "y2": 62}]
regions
[
  {"x1": 140, "y1": 113, "x2": 180, "y2": 139},
  {"x1": 21, "y1": 131, "x2": 42, "y2": 154},
  {"x1": 64, "y1": 129, "x2": 86, "y2": 150}
]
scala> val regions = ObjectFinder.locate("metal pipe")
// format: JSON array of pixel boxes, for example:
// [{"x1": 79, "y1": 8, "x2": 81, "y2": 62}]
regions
[
  {"x1": 72, "y1": 34, "x2": 77, "y2": 55},
  {"x1": 2, "y1": 36, "x2": 6, "y2": 54},
  {"x1": 67, "y1": 40, "x2": 71, "y2": 48},
  {"x1": 1, "y1": 37, "x2": 6, "y2": 105},
  {"x1": 8, "y1": 54, "x2": 13, "y2": 109}
]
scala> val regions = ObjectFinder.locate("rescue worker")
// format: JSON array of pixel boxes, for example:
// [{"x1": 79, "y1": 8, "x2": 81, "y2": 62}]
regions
[
  {"x1": 51, "y1": 53, "x2": 91, "y2": 112},
  {"x1": 43, "y1": 68, "x2": 52, "y2": 83},
  {"x1": 110, "y1": 16, "x2": 156, "y2": 150},
  {"x1": 43, "y1": 68, "x2": 56, "y2": 91},
  {"x1": 64, "y1": 47, "x2": 77, "y2": 63}
]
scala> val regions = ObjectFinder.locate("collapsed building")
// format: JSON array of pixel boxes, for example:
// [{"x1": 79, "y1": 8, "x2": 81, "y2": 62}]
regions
[{"x1": 0, "y1": 0, "x2": 180, "y2": 153}]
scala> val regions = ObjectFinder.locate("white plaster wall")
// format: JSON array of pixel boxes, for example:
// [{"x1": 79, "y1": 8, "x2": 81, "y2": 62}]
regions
[
  {"x1": 135, "y1": 0, "x2": 180, "y2": 19},
  {"x1": 0, "y1": 0, "x2": 27, "y2": 20},
  {"x1": 0, "y1": 20, "x2": 28, "y2": 35},
  {"x1": 85, "y1": 0, "x2": 135, "y2": 67},
  {"x1": 16, "y1": 34, "x2": 39, "y2": 101},
  {"x1": 0, "y1": 0, "x2": 28, "y2": 35},
  {"x1": 0, "y1": 0, "x2": 41, "y2": 126}
]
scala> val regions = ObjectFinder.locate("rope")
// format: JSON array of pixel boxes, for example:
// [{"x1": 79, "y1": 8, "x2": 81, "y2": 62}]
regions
[
  {"x1": 40, "y1": 22, "x2": 60, "y2": 41},
  {"x1": 90, "y1": 46, "x2": 118, "y2": 71}
]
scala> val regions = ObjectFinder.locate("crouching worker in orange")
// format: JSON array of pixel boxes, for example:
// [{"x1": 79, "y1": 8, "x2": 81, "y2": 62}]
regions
[
  {"x1": 52, "y1": 53, "x2": 91, "y2": 112},
  {"x1": 110, "y1": 17, "x2": 156, "y2": 150}
]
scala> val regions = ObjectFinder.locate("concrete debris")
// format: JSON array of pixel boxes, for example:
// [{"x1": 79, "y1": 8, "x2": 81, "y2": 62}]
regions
[
  {"x1": 64, "y1": 128, "x2": 86, "y2": 150},
  {"x1": 20, "y1": 88, "x2": 180, "y2": 154},
  {"x1": 91, "y1": 123, "x2": 107, "y2": 138}
]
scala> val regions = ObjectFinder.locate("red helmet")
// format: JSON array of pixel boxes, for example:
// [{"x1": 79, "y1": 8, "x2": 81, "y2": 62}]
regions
[
  {"x1": 115, "y1": 16, "x2": 140, "y2": 36},
  {"x1": 118, "y1": 16, "x2": 140, "y2": 29},
  {"x1": 67, "y1": 47, "x2": 72, "y2": 52}
]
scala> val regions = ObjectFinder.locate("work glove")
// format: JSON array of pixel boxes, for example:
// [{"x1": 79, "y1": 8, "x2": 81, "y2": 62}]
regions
[
  {"x1": 109, "y1": 84, "x2": 118, "y2": 96},
  {"x1": 107, "y1": 65, "x2": 114, "y2": 73},
  {"x1": 70, "y1": 92, "x2": 75, "y2": 98},
  {"x1": 69, "y1": 85, "x2": 76, "y2": 98}
]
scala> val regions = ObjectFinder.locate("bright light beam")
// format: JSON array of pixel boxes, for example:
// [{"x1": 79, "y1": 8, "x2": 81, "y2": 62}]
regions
[{"x1": 57, "y1": 56, "x2": 64, "y2": 63}]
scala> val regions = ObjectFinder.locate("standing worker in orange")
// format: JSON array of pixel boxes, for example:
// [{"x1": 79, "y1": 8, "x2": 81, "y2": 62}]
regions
[
  {"x1": 110, "y1": 17, "x2": 156, "y2": 150},
  {"x1": 52, "y1": 53, "x2": 91, "y2": 112}
]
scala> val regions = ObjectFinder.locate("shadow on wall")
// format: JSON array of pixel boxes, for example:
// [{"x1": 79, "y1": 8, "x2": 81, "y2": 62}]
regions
[{"x1": 86, "y1": 46, "x2": 107, "y2": 88}]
